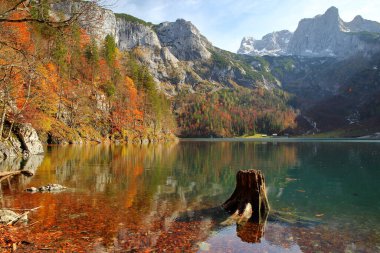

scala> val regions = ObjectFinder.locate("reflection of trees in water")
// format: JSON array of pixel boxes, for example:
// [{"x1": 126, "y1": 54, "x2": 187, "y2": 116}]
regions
[
  {"x1": 4, "y1": 142, "x2": 380, "y2": 251},
  {"x1": 37, "y1": 142, "x2": 299, "y2": 199},
  {"x1": 2, "y1": 142, "x2": 301, "y2": 251}
]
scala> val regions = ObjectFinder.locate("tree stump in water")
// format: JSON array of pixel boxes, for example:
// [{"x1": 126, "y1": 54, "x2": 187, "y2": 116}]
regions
[{"x1": 222, "y1": 169, "x2": 270, "y2": 223}]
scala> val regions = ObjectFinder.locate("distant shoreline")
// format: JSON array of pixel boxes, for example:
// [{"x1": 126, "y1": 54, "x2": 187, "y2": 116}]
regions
[{"x1": 179, "y1": 137, "x2": 380, "y2": 143}]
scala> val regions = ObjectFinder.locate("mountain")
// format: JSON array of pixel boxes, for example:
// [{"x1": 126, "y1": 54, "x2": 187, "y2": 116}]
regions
[
  {"x1": 3, "y1": 1, "x2": 379, "y2": 141},
  {"x1": 50, "y1": 3, "x2": 380, "y2": 137},
  {"x1": 237, "y1": 30, "x2": 292, "y2": 56},
  {"x1": 30, "y1": 1, "x2": 296, "y2": 138},
  {"x1": 239, "y1": 6, "x2": 380, "y2": 58},
  {"x1": 115, "y1": 16, "x2": 285, "y2": 95},
  {"x1": 266, "y1": 52, "x2": 380, "y2": 135},
  {"x1": 235, "y1": 7, "x2": 380, "y2": 136},
  {"x1": 287, "y1": 7, "x2": 380, "y2": 58},
  {"x1": 54, "y1": 2, "x2": 280, "y2": 95}
]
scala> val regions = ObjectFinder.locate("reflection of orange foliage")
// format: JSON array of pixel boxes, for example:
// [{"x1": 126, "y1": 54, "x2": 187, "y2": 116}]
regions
[
  {"x1": 280, "y1": 144, "x2": 298, "y2": 167},
  {"x1": 124, "y1": 162, "x2": 144, "y2": 208},
  {"x1": 133, "y1": 165, "x2": 144, "y2": 177}
]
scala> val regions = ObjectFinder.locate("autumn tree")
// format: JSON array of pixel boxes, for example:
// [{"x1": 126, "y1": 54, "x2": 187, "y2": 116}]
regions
[
  {"x1": 0, "y1": 9, "x2": 34, "y2": 139},
  {"x1": 85, "y1": 38, "x2": 99, "y2": 83},
  {"x1": 0, "y1": 0, "x2": 177, "y2": 143},
  {"x1": 0, "y1": 0, "x2": 104, "y2": 139},
  {"x1": 104, "y1": 34, "x2": 117, "y2": 67}
]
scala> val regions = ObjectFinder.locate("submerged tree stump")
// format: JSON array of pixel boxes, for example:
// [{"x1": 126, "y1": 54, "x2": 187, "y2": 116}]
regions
[
  {"x1": 222, "y1": 169, "x2": 270, "y2": 223},
  {"x1": 237, "y1": 221, "x2": 266, "y2": 243}
]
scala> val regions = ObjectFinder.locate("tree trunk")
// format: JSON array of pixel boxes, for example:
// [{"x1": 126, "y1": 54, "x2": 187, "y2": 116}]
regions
[
  {"x1": 222, "y1": 169, "x2": 270, "y2": 223},
  {"x1": 0, "y1": 102, "x2": 6, "y2": 139}
]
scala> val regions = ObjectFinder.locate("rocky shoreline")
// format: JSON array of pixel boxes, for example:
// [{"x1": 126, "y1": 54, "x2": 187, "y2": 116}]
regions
[
  {"x1": 0, "y1": 122, "x2": 177, "y2": 161},
  {"x1": 0, "y1": 123, "x2": 44, "y2": 161}
]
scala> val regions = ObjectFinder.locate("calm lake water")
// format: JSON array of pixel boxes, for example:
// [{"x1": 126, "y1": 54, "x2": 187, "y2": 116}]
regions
[{"x1": 1, "y1": 140, "x2": 380, "y2": 252}]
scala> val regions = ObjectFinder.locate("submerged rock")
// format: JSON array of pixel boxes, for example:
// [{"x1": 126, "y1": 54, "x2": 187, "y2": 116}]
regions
[
  {"x1": 0, "y1": 209, "x2": 28, "y2": 224},
  {"x1": 26, "y1": 184, "x2": 67, "y2": 193}
]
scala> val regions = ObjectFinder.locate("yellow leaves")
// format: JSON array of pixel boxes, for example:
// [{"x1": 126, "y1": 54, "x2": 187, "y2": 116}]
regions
[
  {"x1": 36, "y1": 62, "x2": 58, "y2": 89},
  {"x1": 32, "y1": 63, "x2": 59, "y2": 115},
  {"x1": 125, "y1": 76, "x2": 135, "y2": 87}
]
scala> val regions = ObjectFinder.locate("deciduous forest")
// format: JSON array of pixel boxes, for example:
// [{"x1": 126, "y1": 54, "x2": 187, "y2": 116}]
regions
[{"x1": 0, "y1": 0, "x2": 176, "y2": 144}]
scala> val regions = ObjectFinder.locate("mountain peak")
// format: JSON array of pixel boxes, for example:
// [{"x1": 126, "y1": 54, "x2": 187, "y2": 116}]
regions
[
  {"x1": 352, "y1": 15, "x2": 364, "y2": 22},
  {"x1": 324, "y1": 6, "x2": 339, "y2": 17},
  {"x1": 155, "y1": 19, "x2": 211, "y2": 61},
  {"x1": 283, "y1": 6, "x2": 380, "y2": 58},
  {"x1": 175, "y1": 18, "x2": 189, "y2": 24}
]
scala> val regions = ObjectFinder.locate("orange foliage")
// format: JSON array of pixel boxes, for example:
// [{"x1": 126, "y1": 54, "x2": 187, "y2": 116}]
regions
[
  {"x1": 125, "y1": 77, "x2": 138, "y2": 109},
  {"x1": 79, "y1": 29, "x2": 91, "y2": 48},
  {"x1": 3, "y1": 12, "x2": 33, "y2": 52}
]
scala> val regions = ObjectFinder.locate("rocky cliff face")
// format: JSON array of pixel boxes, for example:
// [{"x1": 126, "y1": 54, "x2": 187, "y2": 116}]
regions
[
  {"x1": 113, "y1": 16, "x2": 277, "y2": 94},
  {"x1": 51, "y1": 1, "x2": 117, "y2": 42},
  {"x1": 238, "y1": 30, "x2": 292, "y2": 56},
  {"x1": 15, "y1": 124, "x2": 44, "y2": 156},
  {"x1": 155, "y1": 19, "x2": 212, "y2": 61},
  {"x1": 345, "y1": 15, "x2": 380, "y2": 33},
  {"x1": 115, "y1": 18, "x2": 185, "y2": 93},
  {"x1": 287, "y1": 7, "x2": 380, "y2": 58},
  {"x1": 117, "y1": 19, "x2": 161, "y2": 50},
  {"x1": 51, "y1": 3, "x2": 281, "y2": 95},
  {"x1": 0, "y1": 123, "x2": 44, "y2": 160},
  {"x1": 239, "y1": 7, "x2": 380, "y2": 58}
]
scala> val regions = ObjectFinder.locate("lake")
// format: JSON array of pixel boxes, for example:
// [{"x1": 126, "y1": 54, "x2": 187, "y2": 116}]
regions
[{"x1": 1, "y1": 140, "x2": 380, "y2": 252}]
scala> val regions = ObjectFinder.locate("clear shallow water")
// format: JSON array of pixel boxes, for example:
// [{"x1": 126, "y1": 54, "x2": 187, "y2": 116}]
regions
[{"x1": 1, "y1": 140, "x2": 380, "y2": 252}]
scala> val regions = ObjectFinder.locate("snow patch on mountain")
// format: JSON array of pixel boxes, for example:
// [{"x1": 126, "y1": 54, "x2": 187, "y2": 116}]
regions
[{"x1": 237, "y1": 30, "x2": 292, "y2": 56}]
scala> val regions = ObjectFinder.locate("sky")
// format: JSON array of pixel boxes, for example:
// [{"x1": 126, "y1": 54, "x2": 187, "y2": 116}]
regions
[{"x1": 103, "y1": 0, "x2": 380, "y2": 52}]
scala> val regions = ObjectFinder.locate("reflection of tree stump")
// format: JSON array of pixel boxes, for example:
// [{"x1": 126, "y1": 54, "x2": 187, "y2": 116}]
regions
[
  {"x1": 222, "y1": 169, "x2": 270, "y2": 223},
  {"x1": 237, "y1": 221, "x2": 266, "y2": 243}
]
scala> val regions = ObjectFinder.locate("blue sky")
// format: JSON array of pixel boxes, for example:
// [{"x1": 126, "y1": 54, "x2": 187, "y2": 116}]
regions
[{"x1": 103, "y1": 0, "x2": 380, "y2": 52}]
